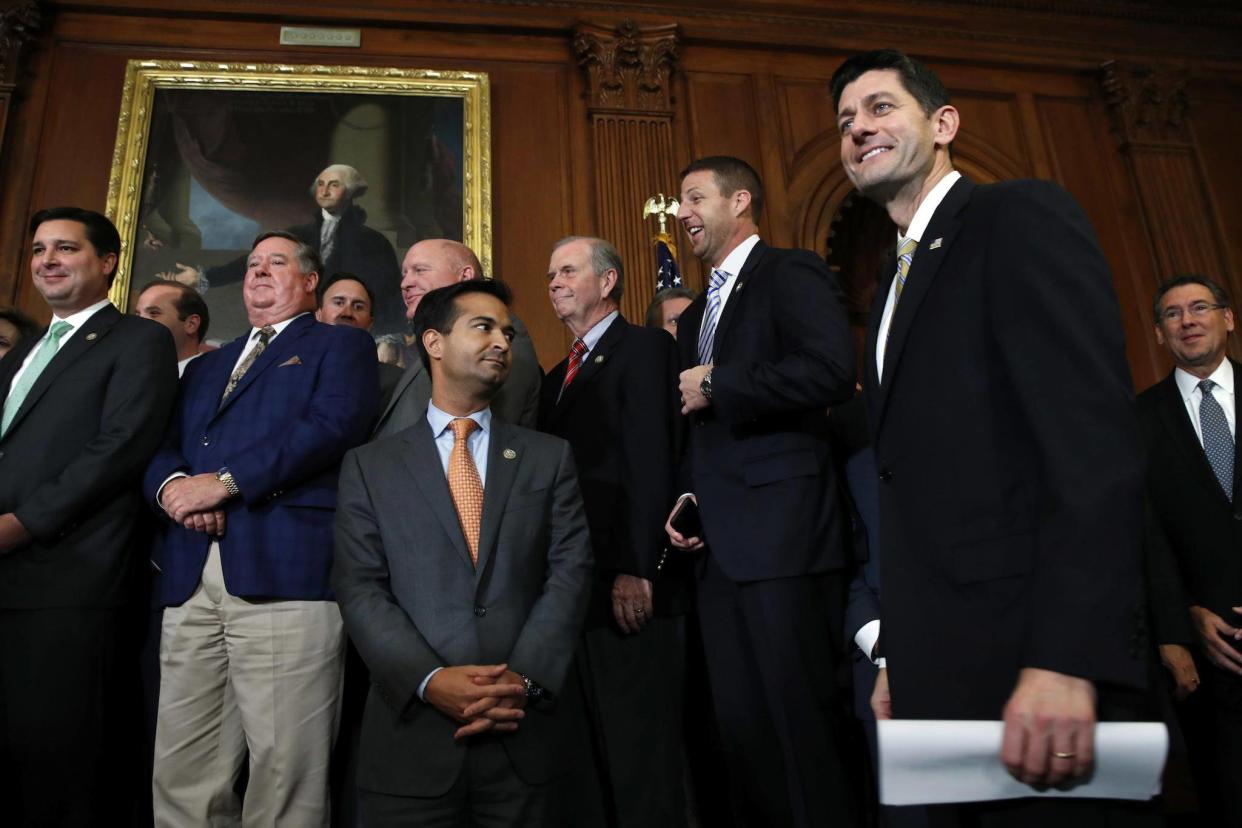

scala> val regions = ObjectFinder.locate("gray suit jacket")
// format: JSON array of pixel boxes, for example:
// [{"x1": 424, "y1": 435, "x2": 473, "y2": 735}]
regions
[
  {"x1": 332, "y1": 415, "x2": 592, "y2": 796},
  {"x1": 371, "y1": 313, "x2": 542, "y2": 437}
]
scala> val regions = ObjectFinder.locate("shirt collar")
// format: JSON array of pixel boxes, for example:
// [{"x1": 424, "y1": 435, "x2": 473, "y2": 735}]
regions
[
  {"x1": 1176, "y1": 358, "x2": 1234, "y2": 400},
  {"x1": 715, "y1": 233, "x2": 761, "y2": 279},
  {"x1": 321, "y1": 208, "x2": 341, "y2": 224},
  {"x1": 426, "y1": 400, "x2": 492, "y2": 439},
  {"x1": 248, "y1": 311, "x2": 309, "y2": 342},
  {"x1": 50, "y1": 298, "x2": 111, "y2": 330},
  {"x1": 900, "y1": 170, "x2": 962, "y2": 246},
  {"x1": 579, "y1": 310, "x2": 619, "y2": 355}
]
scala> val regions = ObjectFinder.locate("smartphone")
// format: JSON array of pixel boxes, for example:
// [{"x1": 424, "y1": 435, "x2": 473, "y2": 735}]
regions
[{"x1": 670, "y1": 497, "x2": 703, "y2": 539}]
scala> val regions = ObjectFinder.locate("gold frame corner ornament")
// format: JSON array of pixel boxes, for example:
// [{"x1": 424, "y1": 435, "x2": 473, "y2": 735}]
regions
[{"x1": 105, "y1": 60, "x2": 492, "y2": 308}]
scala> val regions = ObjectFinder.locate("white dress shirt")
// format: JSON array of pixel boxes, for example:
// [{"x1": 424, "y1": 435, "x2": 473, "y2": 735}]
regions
[
  {"x1": 5, "y1": 298, "x2": 111, "y2": 393},
  {"x1": 1175, "y1": 359, "x2": 1236, "y2": 444},
  {"x1": 578, "y1": 310, "x2": 619, "y2": 359},
  {"x1": 875, "y1": 171, "x2": 962, "y2": 382},
  {"x1": 698, "y1": 233, "x2": 761, "y2": 342}
]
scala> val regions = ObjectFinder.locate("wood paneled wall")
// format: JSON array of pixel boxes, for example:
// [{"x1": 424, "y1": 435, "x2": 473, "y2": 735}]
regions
[{"x1": 0, "y1": 0, "x2": 1239, "y2": 391}]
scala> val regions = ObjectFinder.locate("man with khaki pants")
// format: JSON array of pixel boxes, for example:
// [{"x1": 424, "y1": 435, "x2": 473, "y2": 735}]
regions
[{"x1": 143, "y1": 231, "x2": 378, "y2": 824}]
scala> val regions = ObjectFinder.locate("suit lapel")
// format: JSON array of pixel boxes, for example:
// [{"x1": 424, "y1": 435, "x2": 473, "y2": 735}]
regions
[
  {"x1": 552, "y1": 315, "x2": 626, "y2": 420},
  {"x1": 872, "y1": 177, "x2": 973, "y2": 432},
  {"x1": 402, "y1": 419, "x2": 475, "y2": 570},
  {"x1": 3, "y1": 304, "x2": 120, "y2": 436},
  {"x1": 677, "y1": 294, "x2": 707, "y2": 368},
  {"x1": 377, "y1": 359, "x2": 424, "y2": 430},
  {"x1": 863, "y1": 251, "x2": 895, "y2": 410},
  {"x1": 1155, "y1": 370, "x2": 1232, "y2": 508},
  {"x1": 216, "y1": 314, "x2": 315, "y2": 415},
  {"x1": 476, "y1": 418, "x2": 522, "y2": 581},
  {"x1": 710, "y1": 241, "x2": 766, "y2": 363},
  {"x1": 0, "y1": 330, "x2": 37, "y2": 400}
]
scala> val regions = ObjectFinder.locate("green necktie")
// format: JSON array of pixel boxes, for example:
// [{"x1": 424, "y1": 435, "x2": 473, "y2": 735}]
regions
[{"x1": 2, "y1": 319, "x2": 73, "y2": 436}]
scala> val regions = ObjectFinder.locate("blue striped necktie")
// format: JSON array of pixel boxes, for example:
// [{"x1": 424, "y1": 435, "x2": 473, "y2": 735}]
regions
[{"x1": 697, "y1": 269, "x2": 730, "y2": 365}]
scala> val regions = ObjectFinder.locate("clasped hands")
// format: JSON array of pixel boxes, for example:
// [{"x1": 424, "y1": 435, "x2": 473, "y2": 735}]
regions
[
  {"x1": 871, "y1": 666, "x2": 1097, "y2": 789},
  {"x1": 424, "y1": 664, "x2": 528, "y2": 741},
  {"x1": 161, "y1": 473, "x2": 230, "y2": 536}
]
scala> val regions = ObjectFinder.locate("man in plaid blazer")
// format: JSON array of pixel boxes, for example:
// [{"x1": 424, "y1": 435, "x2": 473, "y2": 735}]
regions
[{"x1": 143, "y1": 230, "x2": 378, "y2": 826}]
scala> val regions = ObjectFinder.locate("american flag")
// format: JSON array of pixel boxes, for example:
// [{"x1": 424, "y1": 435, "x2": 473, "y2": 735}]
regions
[{"x1": 655, "y1": 238, "x2": 682, "y2": 291}]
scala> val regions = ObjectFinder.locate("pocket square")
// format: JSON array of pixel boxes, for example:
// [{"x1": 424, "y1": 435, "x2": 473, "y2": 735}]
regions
[{"x1": 278, "y1": 356, "x2": 302, "y2": 367}]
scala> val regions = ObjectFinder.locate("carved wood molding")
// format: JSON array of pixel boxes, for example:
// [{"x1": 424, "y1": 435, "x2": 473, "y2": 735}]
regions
[
  {"x1": 0, "y1": 1, "x2": 39, "y2": 87},
  {"x1": 573, "y1": 19, "x2": 677, "y2": 114},
  {"x1": 1100, "y1": 60, "x2": 1191, "y2": 150}
]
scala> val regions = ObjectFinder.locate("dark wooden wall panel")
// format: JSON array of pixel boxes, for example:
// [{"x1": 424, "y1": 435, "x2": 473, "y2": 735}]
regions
[
  {"x1": 0, "y1": 0, "x2": 1237, "y2": 385},
  {"x1": 1038, "y1": 94, "x2": 1167, "y2": 387}
]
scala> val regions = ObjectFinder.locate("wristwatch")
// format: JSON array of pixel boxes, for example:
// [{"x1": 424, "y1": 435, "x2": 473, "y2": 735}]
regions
[
  {"x1": 699, "y1": 370, "x2": 713, "y2": 401},
  {"x1": 216, "y1": 467, "x2": 240, "y2": 498},
  {"x1": 520, "y1": 673, "x2": 545, "y2": 703}
]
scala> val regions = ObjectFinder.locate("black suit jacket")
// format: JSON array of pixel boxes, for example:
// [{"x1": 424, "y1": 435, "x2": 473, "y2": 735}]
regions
[
  {"x1": 674, "y1": 240, "x2": 856, "y2": 581},
  {"x1": 0, "y1": 305, "x2": 178, "y2": 608},
  {"x1": 1138, "y1": 363, "x2": 1242, "y2": 650},
  {"x1": 333, "y1": 417, "x2": 592, "y2": 796},
  {"x1": 864, "y1": 177, "x2": 1147, "y2": 720},
  {"x1": 538, "y1": 315, "x2": 686, "y2": 623}
]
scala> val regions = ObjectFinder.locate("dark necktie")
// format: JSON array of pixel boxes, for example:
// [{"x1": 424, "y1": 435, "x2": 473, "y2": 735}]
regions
[
  {"x1": 1198, "y1": 378, "x2": 1234, "y2": 501},
  {"x1": 221, "y1": 325, "x2": 275, "y2": 406}
]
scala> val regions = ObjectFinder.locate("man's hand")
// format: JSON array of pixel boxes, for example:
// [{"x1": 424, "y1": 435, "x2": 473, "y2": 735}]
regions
[
  {"x1": 1190, "y1": 605, "x2": 1242, "y2": 676},
  {"x1": 1159, "y1": 643, "x2": 1201, "y2": 699},
  {"x1": 665, "y1": 494, "x2": 705, "y2": 552},
  {"x1": 157, "y1": 263, "x2": 203, "y2": 287},
  {"x1": 0, "y1": 512, "x2": 33, "y2": 556},
  {"x1": 679, "y1": 364, "x2": 713, "y2": 414},
  {"x1": 181, "y1": 509, "x2": 228, "y2": 537},
  {"x1": 162, "y1": 473, "x2": 231, "y2": 523},
  {"x1": 1000, "y1": 667, "x2": 1096, "y2": 788},
  {"x1": 871, "y1": 667, "x2": 892, "y2": 721},
  {"x1": 424, "y1": 664, "x2": 526, "y2": 740},
  {"x1": 612, "y1": 574, "x2": 654, "y2": 634}
]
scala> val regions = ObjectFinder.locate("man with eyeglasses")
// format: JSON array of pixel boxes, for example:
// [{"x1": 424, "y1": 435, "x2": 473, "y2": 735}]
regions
[{"x1": 1140, "y1": 273, "x2": 1242, "y2": 824}]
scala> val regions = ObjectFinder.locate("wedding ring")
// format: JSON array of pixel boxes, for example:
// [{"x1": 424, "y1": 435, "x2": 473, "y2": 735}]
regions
[{"x1": 1052, "y1": 751, "x2": 1076, "y2": 759}]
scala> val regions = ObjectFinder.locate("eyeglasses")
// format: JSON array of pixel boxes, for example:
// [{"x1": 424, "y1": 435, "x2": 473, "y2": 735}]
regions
[{"x1": 1160, "y1": 301, "x2": 1228, "y2": 324}]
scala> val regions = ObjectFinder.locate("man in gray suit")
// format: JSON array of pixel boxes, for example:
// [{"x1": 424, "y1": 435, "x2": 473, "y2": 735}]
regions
[
  {"x1": 333, "y1": 278, "x2": 592, "y2": 824},
  {"x1": 371, "y1": 239, "x2": 541, "y2": 437}
]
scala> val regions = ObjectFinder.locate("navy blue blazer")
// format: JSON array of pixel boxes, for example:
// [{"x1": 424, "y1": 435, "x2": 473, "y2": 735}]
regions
[{"x1": 143, "y1": 313, "x2": 378, "y2": 605}]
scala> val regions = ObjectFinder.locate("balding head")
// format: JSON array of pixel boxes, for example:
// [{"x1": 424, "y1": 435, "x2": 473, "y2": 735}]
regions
[{"x1": 400, "y1": 238, "x2": 484, "y2": 320}]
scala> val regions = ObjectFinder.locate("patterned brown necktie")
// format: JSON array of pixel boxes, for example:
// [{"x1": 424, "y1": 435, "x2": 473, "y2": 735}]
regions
[
  {"x1": 220, "y1": 325, "x2": 275, "y2": 406},
  {"x1": 448, "y1": 418, "x2": 484, "y2": 566}
]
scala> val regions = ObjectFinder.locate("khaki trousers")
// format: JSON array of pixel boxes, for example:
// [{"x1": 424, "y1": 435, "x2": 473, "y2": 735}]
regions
[{"x1": 153, "y1": 542, "x2": 345, "y2": 827}]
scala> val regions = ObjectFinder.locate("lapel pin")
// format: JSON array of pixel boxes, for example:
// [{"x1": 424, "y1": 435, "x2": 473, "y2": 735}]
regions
[
  {"x1": 594, "y1": 355, "x2": 604, "y2": 364},
  {"x1": 929, "y1": 238, "x2": 943, "y2": 250},
  {"x1": 503, "y1": 448, "x2": 517, "y2": 460},
  {"x1": 85, "y1": 332, "x2": 98, "y2": 341}
]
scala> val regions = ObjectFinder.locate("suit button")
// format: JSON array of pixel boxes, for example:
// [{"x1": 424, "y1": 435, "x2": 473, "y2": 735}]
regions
[
  {"x1": 474, "y1": 606, "x2": 486, "y2": 617},
  {"x1": 879, "y1": 468, "x2": 893, "y2": 483},
  {"x1": 201, "y1": 435, "x2": 210, "y2": 446}
]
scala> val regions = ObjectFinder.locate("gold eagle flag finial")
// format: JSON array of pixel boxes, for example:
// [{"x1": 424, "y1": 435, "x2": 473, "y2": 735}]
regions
[{"x1": 643, "y1": 193, "x2": 680, "y2": 253}]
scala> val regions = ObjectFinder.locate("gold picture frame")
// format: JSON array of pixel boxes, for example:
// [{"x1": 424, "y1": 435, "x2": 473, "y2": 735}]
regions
[{"x1": 106, "y1": 59, "x2": 491, "y2": 341}]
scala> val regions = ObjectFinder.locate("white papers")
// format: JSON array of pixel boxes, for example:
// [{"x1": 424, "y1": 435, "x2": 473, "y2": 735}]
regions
[{"x1": 878, "y1": 720, "x2": 1168, "y2": 806}]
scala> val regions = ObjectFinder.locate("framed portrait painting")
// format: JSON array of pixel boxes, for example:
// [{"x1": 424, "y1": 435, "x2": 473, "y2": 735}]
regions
[{"x1": 106, "y1": 60, "x2": 491, "y2": 343}]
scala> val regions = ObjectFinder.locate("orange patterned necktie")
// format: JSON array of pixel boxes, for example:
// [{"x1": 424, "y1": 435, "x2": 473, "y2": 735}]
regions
[{"x1": 448, "y1": 418, "x2": 484, "y2": 566}]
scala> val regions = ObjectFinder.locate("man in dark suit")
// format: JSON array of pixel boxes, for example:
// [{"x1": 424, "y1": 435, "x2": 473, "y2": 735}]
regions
[
  {"x1": 144, "y1": 230, "x2": 378, "y2": 825},
  {"x1": 316, "y1": 270, "x2": 404, "y2": 412},
  {"x1": 664, "y1": 156, "x2": 861, "y2": 828},
  {"x1": 1140, "y1": 273, "x2": 1242, "y2": 823},
  {"x1": 0, "y1": 206, "x2": 178, "y2": 824},
  {"x1": 833, "y1": 49, "x2": 1152, "y2": 823},
  {"x1": 539, "y1": 236, "x2": 686, "y2": 827},
  {"x1": 372, "y1": 238, "x2": 542, "y2": 436},
  {"x1": 333, "y1": 279, "x2": 592, "y2": 825}
]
